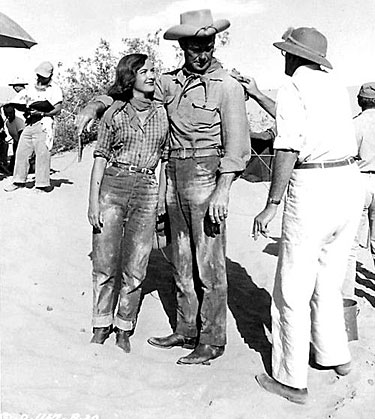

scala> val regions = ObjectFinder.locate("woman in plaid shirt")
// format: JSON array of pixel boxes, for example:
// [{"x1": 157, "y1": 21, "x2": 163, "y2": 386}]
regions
[{"x1": 87, "y1": 54, "x2": 169, "y2": 353}]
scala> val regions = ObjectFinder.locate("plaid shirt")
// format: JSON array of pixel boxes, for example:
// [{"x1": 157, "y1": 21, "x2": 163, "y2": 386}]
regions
[{"x1": 94, "y1": 101, "x2": 169, "y2": 169}]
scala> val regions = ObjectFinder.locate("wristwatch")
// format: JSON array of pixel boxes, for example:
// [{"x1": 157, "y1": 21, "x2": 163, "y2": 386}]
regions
[{"x1": 267, "y1": 197, "x2": 281, "y2": 205}]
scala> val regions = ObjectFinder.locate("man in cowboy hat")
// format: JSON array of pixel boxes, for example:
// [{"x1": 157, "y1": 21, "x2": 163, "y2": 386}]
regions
[
  {"x1": 75, "y1": 9, "x2": 250, "y2": 365},
  {"x1": 237, "y1": 27, "x2": 363, "y2": 403}
]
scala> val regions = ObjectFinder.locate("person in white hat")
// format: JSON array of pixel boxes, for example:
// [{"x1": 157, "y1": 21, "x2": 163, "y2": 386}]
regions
[
  {"x1": 237, "y1": 27, "x2": 364, "y2": 404},
  {"x1": 4, "y1": 61, "x2": 63, "y2": 192},
  {"x1": 75, "y1": 9, "x2": 250, "y2": 365},
  {"x1": 344, "y1": 82, "x2": 375, "y2": 297},
  {"x1": 8, "y1": 76, "x2": 28, "y2": 93}
]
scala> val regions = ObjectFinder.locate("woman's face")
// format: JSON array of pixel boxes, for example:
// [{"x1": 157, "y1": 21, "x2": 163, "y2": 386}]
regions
[{"x1": 133, "y1": 59, "x2": 155, "y2": 97}]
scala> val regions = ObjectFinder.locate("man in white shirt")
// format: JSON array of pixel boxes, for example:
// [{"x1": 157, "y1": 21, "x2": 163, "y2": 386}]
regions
[
  {"x1": 242, "y1": 27, "x2": 364, "y2": 404},
  {"x1": 4, "y1": 61, "x2": 63, "y2": 192}
]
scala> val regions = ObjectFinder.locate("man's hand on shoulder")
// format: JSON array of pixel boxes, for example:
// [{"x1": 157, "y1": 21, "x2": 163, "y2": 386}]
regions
[{"x1": 230, "y1": 69, "x2": 262, "y2": 100}]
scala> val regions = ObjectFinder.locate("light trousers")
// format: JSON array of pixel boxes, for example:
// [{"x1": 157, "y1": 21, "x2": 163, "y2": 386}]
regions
[
  {"x1": 13, "y1": 121, "x2": 51, "y2": 188},
  {"x1": 272, "y1": 164, "x2": 364, "y2": 389},
  {"x1": 343, "y1": 172, "x2": 374, "y2": 297}
]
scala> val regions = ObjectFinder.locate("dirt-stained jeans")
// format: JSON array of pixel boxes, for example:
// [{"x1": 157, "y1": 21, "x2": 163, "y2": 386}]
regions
[
  {"x1": 92, "y1": 165, "x2": 158, "y2": 331},
  {"x1": 166, "y1": 156, "x2": 227, "y2": 347}
]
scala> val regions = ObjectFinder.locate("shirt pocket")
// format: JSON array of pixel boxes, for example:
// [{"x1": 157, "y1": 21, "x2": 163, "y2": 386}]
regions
[{"x1": 191, "y1": 99, "x2": 218, "y2": 127}]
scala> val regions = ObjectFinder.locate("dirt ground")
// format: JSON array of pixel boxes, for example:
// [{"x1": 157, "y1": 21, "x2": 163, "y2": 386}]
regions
[{"x1": 1, "y1": 145, "x2": 374, "y2": 419}]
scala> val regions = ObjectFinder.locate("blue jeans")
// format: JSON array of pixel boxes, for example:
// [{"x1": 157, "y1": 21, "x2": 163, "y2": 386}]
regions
[
  {"x1": 166, "y1": 156, "x2": 227, "y2": 346},
  {"x1": 92, "y1": 165, "x2": 158, "y2": 331}
]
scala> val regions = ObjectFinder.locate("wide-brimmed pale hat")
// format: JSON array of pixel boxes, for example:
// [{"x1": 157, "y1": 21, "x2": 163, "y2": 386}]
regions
[
  {"x1": 8, "y1": 76, "x2": 28, "y2": 86},
  {"x1": 273, "y1": 27, "x2": 332, "y2": 69},
  {"x1": 164, "y1": 9, "x2": 230, "y2": 40},
  {"x1": 358, "y1": 82, "x2": 375, "y2": 99}
]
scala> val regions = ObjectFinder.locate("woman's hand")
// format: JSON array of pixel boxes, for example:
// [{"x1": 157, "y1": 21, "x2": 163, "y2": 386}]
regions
[{"x1": 88, "y1": 200, "x2": 103, "y2": 230}]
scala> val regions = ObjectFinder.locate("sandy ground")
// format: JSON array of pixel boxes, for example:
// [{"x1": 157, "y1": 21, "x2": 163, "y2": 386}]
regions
[{"x1": 1, "y1": 144, "x2": 374, "y2": 419}]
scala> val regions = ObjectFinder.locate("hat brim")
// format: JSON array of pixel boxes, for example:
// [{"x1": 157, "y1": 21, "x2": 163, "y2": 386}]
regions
[
  {"x1": 273, "y1": 41, "x2": 333, "y2": 69},
  {"x1": 164, "y1": 19, "x2": 230, "y2": 40}
]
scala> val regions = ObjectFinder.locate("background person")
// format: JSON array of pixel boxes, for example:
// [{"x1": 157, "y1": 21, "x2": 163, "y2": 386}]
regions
[
  {"x1": 344, "y1": 82, "x2": 375, "y2": 297},
  {"x1": 4, "y1": 61, "x2": 63, "y2": 193},
  {"x1": 88, "y1": 54, "x2": 169, "y2": 353},
  {"x1": 0, "y1": 114, "x2": 10, "y2": 175},
  {"x1": 8, "y1": 76, "x2": 28, "y2": 94},
  {"x1": 3, "y1": 104, "x2": 25, "y2": 173}
]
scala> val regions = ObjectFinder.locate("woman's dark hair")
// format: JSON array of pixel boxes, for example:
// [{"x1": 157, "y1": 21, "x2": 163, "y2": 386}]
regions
[{"x1": 108, "y1": 53, "x2": 148, "y2": 102}]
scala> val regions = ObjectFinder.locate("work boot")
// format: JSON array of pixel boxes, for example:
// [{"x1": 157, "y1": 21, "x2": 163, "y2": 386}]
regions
[
  {"x1": 90, "y1": 325, "x2": 113, "y2": 344},
  {"x1": 115, "y1": 328, "x2": 131, "y2": 353}
]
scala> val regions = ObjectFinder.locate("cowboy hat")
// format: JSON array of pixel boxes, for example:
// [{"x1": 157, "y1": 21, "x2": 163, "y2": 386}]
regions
[
  {"x1": 273, "y1": 27, "x2": 332, "y2": 69},
  {"x1": 164, "y1": 9, "x2": 230, "y2": 40}
]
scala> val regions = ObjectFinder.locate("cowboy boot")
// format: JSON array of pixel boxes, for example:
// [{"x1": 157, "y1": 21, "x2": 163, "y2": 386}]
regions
[
  {"x1": 115, "y1": 328, "x2": 131, "y2": 353},
  {"x1": 90, "y1": 325, "x2": 113, "y2": 344}
]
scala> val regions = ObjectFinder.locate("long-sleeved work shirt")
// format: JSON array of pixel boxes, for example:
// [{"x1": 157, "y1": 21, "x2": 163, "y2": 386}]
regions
[{"x1": 97, "y1": 58, "x2": 250, "y2": 174}]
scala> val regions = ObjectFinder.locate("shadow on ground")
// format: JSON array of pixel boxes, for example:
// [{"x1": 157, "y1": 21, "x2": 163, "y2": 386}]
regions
[
  {"x1": 262, "y1": 236, "x2": 280, "y2": 257},
  {"x1": 142, "y1": 247, "x2": 177, "y2": 332},
  {"x1": 226, "y1": 257, "x2": 272, "y2": 374},
  {"x1": 140, "y1": 251, "x2": 273, "y2": 374}
]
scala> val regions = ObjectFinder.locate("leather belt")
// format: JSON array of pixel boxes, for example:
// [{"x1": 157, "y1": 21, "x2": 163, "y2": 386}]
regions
[
  {"x1": 295, "y1": 156, "x2": 355, "y2": 169},
  {"x1": 112, "y1": 162, "x2": 154, "y2": 175},
  {"x1": 169, "y1": 147, "x2": 223, "y2": 159},
  {"x1": 361, "y1": 171, "x2": 375, "y2": 174}
]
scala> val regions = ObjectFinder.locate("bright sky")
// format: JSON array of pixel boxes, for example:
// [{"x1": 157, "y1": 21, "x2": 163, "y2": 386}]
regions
[{"x1": 0, "y1": 0, "x2": 374, "y2": 90}]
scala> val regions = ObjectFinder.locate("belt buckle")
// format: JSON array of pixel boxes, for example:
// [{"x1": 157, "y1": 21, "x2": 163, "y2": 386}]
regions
[
  {"x1": 140, "y1": 167, "x2": 149, "y2": 175},
  {"x1": 128, "y1": 165, "x2": 137, "y2": 173},
  {"x1": 179, "y1": 149, "x2": 186, "y2": 159}
]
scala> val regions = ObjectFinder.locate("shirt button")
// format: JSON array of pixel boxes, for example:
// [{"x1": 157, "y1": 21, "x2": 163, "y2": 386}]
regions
[
  {"x1": 202, "y1": 104, "x2": 206, "y2": 108},
  {"x1": 183, "y1": 94, "x2": 187, "y2": 98}
]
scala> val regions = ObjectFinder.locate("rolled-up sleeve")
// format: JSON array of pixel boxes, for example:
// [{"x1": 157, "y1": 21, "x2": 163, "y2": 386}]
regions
[
  {"x1": 273, "y1": 81, "x2": 305, "y2": 152},
  {"x1": 93, "y1": 116, "x2": 113, "y2": 161},
  {"x1": 220, "y1": 77, "x2": 251, "y2": 174}
]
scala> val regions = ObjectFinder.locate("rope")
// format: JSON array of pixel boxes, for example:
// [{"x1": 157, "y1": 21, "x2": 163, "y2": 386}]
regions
[{"x1": 249, "y1": 146, "x2": 272, "y2": 192}]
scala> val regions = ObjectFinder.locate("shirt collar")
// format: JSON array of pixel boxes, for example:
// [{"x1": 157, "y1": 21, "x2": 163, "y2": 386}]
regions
[{"x1": 173, "y1": 58, "x2": 224, "y2": 85}]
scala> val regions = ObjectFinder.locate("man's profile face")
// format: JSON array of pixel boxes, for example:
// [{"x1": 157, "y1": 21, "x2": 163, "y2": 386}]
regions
[{"x1": 181, "y1": 36, "x2": 215, "y2": 74}]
